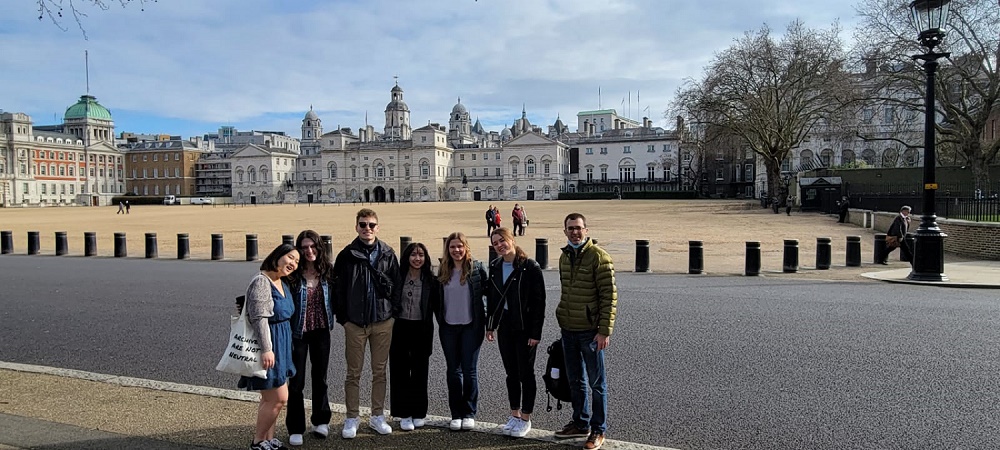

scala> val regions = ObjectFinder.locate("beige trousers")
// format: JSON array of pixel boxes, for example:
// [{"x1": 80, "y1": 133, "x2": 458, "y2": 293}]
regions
[{"x1": 343, "y1": 318, "x2": 394, "y2": 418}]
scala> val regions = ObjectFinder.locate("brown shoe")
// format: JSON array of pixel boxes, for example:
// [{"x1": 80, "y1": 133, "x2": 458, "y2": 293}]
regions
[
  {"x1": 583, "y1": 431, "x2": 605, "y2": 449},
  {"x1": 554, "y1": 422, "x2": 589, "y2": 439}
]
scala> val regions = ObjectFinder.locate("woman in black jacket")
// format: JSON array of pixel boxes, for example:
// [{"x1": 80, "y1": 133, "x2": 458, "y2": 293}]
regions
[
  {"x1": 485, "y1": 227, "x2": 546, "y2": 438},
  {"x1": 389, "y1": 242, "x2": 439, "y2": 432}
]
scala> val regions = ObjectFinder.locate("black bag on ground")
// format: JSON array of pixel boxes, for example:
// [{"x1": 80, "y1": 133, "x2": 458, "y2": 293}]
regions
[{"x1": 543, "y1": 338, "x2": 572, "y2": 411}]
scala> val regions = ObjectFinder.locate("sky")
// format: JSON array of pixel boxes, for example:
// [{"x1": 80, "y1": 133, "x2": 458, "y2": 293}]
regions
[{"x1": 0, "y1": 0, "x2": 862, "y2": 140}]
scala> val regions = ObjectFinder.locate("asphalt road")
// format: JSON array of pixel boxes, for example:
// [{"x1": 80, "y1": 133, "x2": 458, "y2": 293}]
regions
[{"x1": 1, "y1": 256, "x2": 998, "y2": 449}]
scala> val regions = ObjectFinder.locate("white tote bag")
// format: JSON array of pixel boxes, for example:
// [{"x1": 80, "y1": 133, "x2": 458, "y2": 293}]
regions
[{"x1": 215, "y1": 304, "x2": 267, "y2": 379}]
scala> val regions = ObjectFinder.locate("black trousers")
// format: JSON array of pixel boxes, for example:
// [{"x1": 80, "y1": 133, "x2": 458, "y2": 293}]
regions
[
  {"x1": 513, "y1": 222, "x2": 524, "y2": 236},
  {"x1": 497, "y1": 322, "x2": 538, "y2": 414},
  {"x1": 286, "y1": 328, "x2": 332, "y2": 434},
  {"x1": 389, "y1": 318, "x2": 434, "y2": 419}
]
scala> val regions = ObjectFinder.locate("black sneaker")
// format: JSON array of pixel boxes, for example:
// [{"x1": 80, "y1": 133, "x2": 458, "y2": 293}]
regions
[
  {"x1": 268, "y1": 438, "x2": 288, "y2": 450},
  {"x1": 249, "y1": 441, "x2": 272, "y2": 450},
  {"x1": 554, "y1": 421, "x2": 589, "y2": 438}
]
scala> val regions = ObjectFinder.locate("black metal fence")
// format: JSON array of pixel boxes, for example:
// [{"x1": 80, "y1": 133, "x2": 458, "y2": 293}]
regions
[{"x1": 846, "y1": 182, "x2": 1000, "y2": 222}]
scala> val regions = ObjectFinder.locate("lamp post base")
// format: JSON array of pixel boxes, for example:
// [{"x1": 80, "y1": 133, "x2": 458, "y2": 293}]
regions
[{"x1": 907, "y1": 230, "x2": 948, "y2": 282}]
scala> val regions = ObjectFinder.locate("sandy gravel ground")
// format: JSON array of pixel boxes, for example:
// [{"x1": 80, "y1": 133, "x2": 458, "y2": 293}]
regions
[{"x1": 0, "y1": 200, "x2": 967, "y2": 279}]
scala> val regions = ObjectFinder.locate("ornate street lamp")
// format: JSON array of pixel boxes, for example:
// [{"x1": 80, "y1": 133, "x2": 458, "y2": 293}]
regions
[{"x1": 907, "y1": 0, "x2": 951, "y2": 282}]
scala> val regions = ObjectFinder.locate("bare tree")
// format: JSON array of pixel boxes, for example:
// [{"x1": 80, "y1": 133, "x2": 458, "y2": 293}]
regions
[
  {"x1": 37, "y1": 0, "x2": 155, "y2": 40},
  {"x1": 853, "y1": 0, "x2": 1000, "y2": 189},
  {"x1": 671, "y1": 20, "x2": 857, "y2": 204}
]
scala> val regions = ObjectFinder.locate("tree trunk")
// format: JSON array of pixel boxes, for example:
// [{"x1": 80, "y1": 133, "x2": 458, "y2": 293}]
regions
[{"x1": 765, "y1": 160, "x2": 782, "y2": 213}]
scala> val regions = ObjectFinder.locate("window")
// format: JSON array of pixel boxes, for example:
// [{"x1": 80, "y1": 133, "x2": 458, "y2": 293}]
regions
[
  {"x1": 544, "y1": 163, "x2": 550, "y2": 175},
  {"x1": 23, "y1": 183, "x2": 28, "y2": 194},
  {"x1": 744, "y1": 164, "x2": 753, "y2": 180},
  {"x1": 175, "y1": 153, "x2": 180, "y2": 161},
  {"x1": 70, "y1": 184, "x2": 75, "y2": 194},
  {"x1": 460, "y1": 154, "x2": 465, "y2": 160},
  {"x1": 69, "y1": 166, "x2": 74, "y2": 176},
  {"x1": 526, "y1": 159, "x2": 535, "y2": 175},
  {"x1": 175, "y1": 167, "x2": 180, "y2": 177},
  {"x1": 131, "y1": 155, "x2": 137, "y2": 162},
  {"x1": 648, "y1": 145, "x2": 655, "y2": 152},
  {"x1": 716, "y1": 168, "x2": 724, "y2": 180},
  {"x1": 600, "y1": 147, "x2": 608, "y2": 154},
  {"x1": 586, "y1": 167, "x2": 594, "y2": 182},
  {"x1": 376, "y1": 164, "x2": 385, "y2": 178},
  {"x1": 153, "y1": 154, "x2": 158, "y2": 162},
  {"x1": 623, "y1": 146, "x2": 631, "y2": 154},
  {"x1": 153, "y1": 168, "x2": 158, "y2": 178},
  {"x1": 600, "y1": 167, "x2": 608, "y2": 182},
  {"x1": 663, "y1": 144, "x2": 671, "y2": 152},
  {"x1": 586, "y1": 147, "x2": 593, "y2": 155},
  {"x1": 329, "y1": 163, "x2": 338, "y2": 179},
  {"x1": 420, "y1": 161, "x2": 429, "y2": 178},
  {"x1": 143, "y1": 155, "x2": 147, "y2": 162},
  {"x1": 510, "y1": 162, "x2": 518, "y2": 177},
  {"x1": 41, "y1": 184, "x2": 47, "y2": 194},
  {"x1": 472, "y1": 168, "x2": 477, "y2": 176},
  {"x1": 648, "y1": 166, "x2": 656, "y2": 181},
  {"x1": 683, "y1": 152, "x2": 692, "y2": 162},
  {"x1": 472, "y1": 154, "x2": 477, "y2": 160},
  {"x1": 496, "y1": 168, "x2": 501, "y2": 176},
  {"x1": 495, "y1": 153, "x2": 501, "y2": 160},
  {"x1": 404, "y1": 165, "x2": 410, "y2": 177},
  {"x1": 619, "y1": 166, "x2": 634, "y2": 182}
]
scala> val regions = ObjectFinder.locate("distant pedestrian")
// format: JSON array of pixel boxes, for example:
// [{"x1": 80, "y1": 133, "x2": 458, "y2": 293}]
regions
[
  {"x1": 838, "y1": 196, "x2": 850, "y2": 223},
  {"x1": 117, "y1": 201, "x2": 124, "y2": 214},
  {"x1": 125, "y1": 200, "x2": 131, "y2": 214},
  {"x1": 512, "y1": 204, "x2": 527, "y2": 237},
  {"x1": 486, "y1": 205, "x2": 497, "y2": 236},
  {"x1": 493, "y1": 206, "x2": 502, "y2": 230},
  {"x1": 785, "y1": 197, "x2": 793, "y2": 216},
  {"x1": 240, "y1": 244, "x2": 300, "y2": 450},
  {"x1": 881, "y1": 205, "x2": 911, "y2": 265}
]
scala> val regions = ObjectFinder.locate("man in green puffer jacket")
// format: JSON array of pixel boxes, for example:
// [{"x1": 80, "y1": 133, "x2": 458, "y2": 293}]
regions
[{"x1": 553, "y1": 212, "x2": 617, "y2": 450}]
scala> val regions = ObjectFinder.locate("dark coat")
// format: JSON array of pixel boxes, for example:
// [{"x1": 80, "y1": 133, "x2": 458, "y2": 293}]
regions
[
  {"x1": 333, "y1": 238, "x2": 399, "y2": 327},
  {"x1": 486, "y1": 256, "x2": 546, "y2": 340}
]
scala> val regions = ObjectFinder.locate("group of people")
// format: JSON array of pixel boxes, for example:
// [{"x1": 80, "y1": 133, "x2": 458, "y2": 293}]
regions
[
  {"x1": 486, "y1": 204, "x2": 528, "y2": 237},
  {"x1": 236, "y1": 208, "x2": 617, "y2": 450}
]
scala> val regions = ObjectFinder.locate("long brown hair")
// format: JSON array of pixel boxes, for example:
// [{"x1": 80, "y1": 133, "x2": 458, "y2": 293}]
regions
[
  {"x1": 490, "y1": 227, "x2": 527, "y2": 264},
  {"x1": 438, "y1": 231, "x2": 472, "y2": 285},
  {"x1": 292, "y1": 229, "x2": 332, "y2": 279}
]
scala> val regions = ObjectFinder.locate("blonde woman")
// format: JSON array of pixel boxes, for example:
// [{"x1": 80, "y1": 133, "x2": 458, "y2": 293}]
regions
[{"x1": 435, "y1": 232, "x2": 488, "y2": 431}]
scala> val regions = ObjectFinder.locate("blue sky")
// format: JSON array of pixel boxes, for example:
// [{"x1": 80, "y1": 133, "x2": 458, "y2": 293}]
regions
[{"x1": 1, "y1": 0, "x2": 861, "y2": 139}]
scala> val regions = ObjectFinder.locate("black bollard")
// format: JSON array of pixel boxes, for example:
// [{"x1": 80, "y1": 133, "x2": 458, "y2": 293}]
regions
[
  {"x1": 55, "y1": 231, "x2": 68, "y2": 256},
  {"x1": 845, "y1": 236, "x2": 861, "y2": 267},
  {"x1": 114, "y1": 232, "x2": 127, "y2": 258},
  {"x1": 689, "y1": 240, "x2": 704, "y2": 274},
  {"x1": 1, "y1": 230, "x2": 12, "y2": 255},
  {"x1": 321, "y1": 235, "x2": 333, "y2": 261},
  {"x1": 177, "y1": 233, "x2": 190, "y2": 260},
  {"x1": 635, "y1": 240, "x2": 650, "y2": 273},
  {"x1": 212, "y1": 234, "x2": 224, "y2": 260},
  {"x1": 246, "y1": 234, "x2": 258, "y2": 261},
  {"x1": 745, "y1": 241, "x2": 761, "y2": 276},
  {"x1": 84, "y1": 232, "x2": 97, "y2": 257},
  {"x1": 535, "y1": 238, "x2": 549, "y2": 270},
  {"x1": 399, "y1": 236, "x2": 412, "y2": 253},
  {"x1": 782, "y1": 239, "x2": 799, "y2": 273},
  {"x1": 816, "y1": 237, "x2": 831, "y2": 270},
  {"x1": 282, "y1": 234, "x2": 294, "y2": 246},
  {"x1": 27, "y1": 231, "x2": 40, "y2": 255},
  {"x1": 874, "y1": 233, "x2": 886, "y2": 264},
  {"x1": 145, "y1": 233, "x2": 158, "y2": 259}
]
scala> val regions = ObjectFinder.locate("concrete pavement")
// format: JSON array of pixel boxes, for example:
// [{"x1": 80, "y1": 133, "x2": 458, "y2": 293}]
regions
[
  {"x1": 861, "y1": 260, "x2": 1000, "y2": 288},
  {"x1": 0, "y1": 363, "x2": 670, "y2": 450}
]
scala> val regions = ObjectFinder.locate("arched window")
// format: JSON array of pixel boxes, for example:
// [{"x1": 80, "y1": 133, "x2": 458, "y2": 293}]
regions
[
  {"x1": 882, "y1": 148, "x2": 899, "y2": 168},
  {"x1": 800, "y1": 149, "x2": 814, "y2": 167},
  {"x1": 526, "y1": 158, "x2": 535, "y2": 175},
  {"x1": 248, "y1": 167, "x2": 257, "y2": 183},
  {"x1": 419, "y1": 160, "x2": 430, "y2": 178},
  {"x1": 902, "y1": 148, "x2": 919, "y2": 167},
  {"x1": 260, "y1": 167, "x2": 269, "y2": 182},
  {"x1": 376, "y1": 163, "x2": 385, "y2": 179},
  {"x1": 618, "y1": 158, "x2": 636, "y2": 182},
  {"x1": 420, "y1": 187, "x2": 428, "y2": 197},
  {"x1": 511, "y1": 185, "x2": 518, "y2": 197},
  {"x1": 841, "y1": 150, "x2": 856, "y2": 166},
  {"x1": 861, "y1": 149, "x2": 876, "y2": 166},
  {"x1": 328, "y1": 162, "x2": 337, "y2": 180},
  {"x1": 329, "y1": 188, "x2": 337, "y2": 199},
  {"x1": 544, "y1": 185, "x2": 551, "y2": 194},
  {"x1": 820, "y1": 149, "x2": 834, "y2": 167}
]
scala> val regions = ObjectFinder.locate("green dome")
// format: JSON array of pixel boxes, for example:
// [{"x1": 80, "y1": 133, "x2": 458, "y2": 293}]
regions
[{"x1": 64, "y1": 95, "x2": 113, "y2": 121}]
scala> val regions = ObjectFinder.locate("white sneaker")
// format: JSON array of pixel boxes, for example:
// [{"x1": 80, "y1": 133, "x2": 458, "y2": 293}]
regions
[
  {"x1": 288, "y1": 434, "x2": 303, "y2": 446},
  {"x1": 449, "y1": 419, "x2": 462, "y2": 431},
  {"x1": 341, "y1": 418, "x2": 359, "y2": 439},
  {"x1": 461, "y1": 418, "x2": 475, "y2": 430},
  {"x1": 501, "y1": 416, "x2": 520, "y2": 435},
  {"x1": 412, "y1": 417, "x2": 426, "y2": 428},
  {"x1": 510, "y1": 419, "x2": 532, "y2": 438},
  {"x1": 312, "y1": 424, "x2": 329, "y2": 438},
  {"x1": 399, "y1": 417, "x2": 414, "y2": 431},
  {"x1": 368, "y1": 414, "x2": 392, "y2": 435}
]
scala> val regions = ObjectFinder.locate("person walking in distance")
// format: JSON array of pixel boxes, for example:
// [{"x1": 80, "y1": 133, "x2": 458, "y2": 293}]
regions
[
  {"x1": 486, "y1": 227, "x2": 545, "y2": 438},
  {"x1": 838, "y1": 196, "x2": 850, "y2": 223},
  {"x1": 485, "y1": 205, "x2": 497, "y2": 237},
  {"x1": 511, "y1": 204, "x2": 527, "y2": 237},
  {"x1": 881, "y1": 205, "x2": 911, "y2": 265},
  {"x1": 124, "y1": 200, "x2": 130, "y2": 214},
  {"x1": 117, "y1": 201, "x2": 125, "y2": 214},
  {"x1": 554, "y1": 213, "x2": 617, "y2": 450},
  {"x1": 389, "y1": 242, "x2": 440, "y2": 432},
  {"x1": 285, "y1": 230, "x2": 336, "y2": 446},
  {"x1": 333, "y1": 208, "x2": 399, "y2": 439},
  {"x1": 436, "y1": 232, "x2": 488, "y2": 431}
]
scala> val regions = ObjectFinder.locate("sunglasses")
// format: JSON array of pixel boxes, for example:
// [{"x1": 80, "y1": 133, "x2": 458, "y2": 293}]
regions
[{"x1": 358, "y1": 222, "x2": 378, "y2": 229}]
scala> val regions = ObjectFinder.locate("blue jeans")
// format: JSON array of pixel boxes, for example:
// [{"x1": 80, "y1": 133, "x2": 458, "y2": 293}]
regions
[
  {"x1": 439, "y1": 323, "x2": 484, "y2": 419},
  {"x1": 561, "y1": 329, "x2": 608, "y2": 434}
]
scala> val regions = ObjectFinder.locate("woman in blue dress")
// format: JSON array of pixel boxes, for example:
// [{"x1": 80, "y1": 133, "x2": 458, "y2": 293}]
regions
[{"x1": 239, "y1": 243, "x2": 299, "y2": 450}]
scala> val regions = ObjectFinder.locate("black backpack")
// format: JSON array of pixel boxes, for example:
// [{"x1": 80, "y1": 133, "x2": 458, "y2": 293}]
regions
[{"x1": 542, "y1": 338, "x2": 572, "y2": 411}]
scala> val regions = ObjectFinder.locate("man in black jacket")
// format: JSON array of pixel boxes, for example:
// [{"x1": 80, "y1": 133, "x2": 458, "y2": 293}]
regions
[
  {"x1": 838, "y1": 196, "x2": 850, "y2": 223},
  {"x1": 333, "y1": 208, "x2": 400, "y2": 438},
  {"x1": 881, "y1": 205, "x2": 911, "y2": 264}
]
